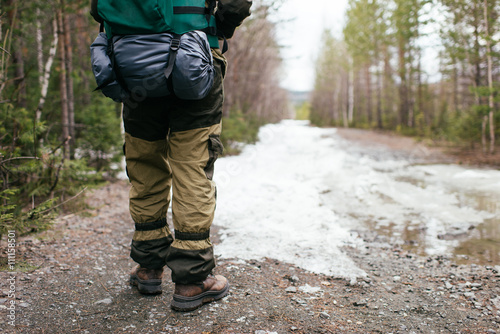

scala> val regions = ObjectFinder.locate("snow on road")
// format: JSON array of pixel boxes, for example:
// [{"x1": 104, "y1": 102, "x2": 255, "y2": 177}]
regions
[{"x1": 214, "y1": 120, "x2": 500, "y2": 280}]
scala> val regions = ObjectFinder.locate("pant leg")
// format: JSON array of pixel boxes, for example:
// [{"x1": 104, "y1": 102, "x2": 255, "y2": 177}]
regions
[
  {"x1": 123, "y1": 97, "x2": 174, "y2": 269},
  {"x1": 165, "y1": 48, "x2": 226, "y2": 284}
]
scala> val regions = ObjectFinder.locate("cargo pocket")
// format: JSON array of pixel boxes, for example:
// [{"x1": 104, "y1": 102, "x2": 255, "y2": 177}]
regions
[{"x1": 204, "y1": 135, "x2": 224, "y2": 180}]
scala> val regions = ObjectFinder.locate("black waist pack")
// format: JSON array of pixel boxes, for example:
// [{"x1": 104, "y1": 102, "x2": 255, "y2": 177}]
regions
[
  {"x1": 216, "y1": 0, "x2": 252, "y2": 39},
  {"x1": 90, "y1": 30, "x2": 215, "y2": 102}
]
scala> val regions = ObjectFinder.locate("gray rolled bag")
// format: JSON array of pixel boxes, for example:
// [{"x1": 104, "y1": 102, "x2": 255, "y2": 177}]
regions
[
  {"x1": 90, "y1": 30, "x2": 215, "y2": 101},
  {"x1": 90, "y1": 32, "x2": 129, "y2": 102}
]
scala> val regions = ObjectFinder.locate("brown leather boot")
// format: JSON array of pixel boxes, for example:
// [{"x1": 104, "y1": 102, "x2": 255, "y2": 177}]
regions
[
  {"x1": 171, "y1": 275, "x2": 229, "y2": 312},
  {"x1": 129, "y1": 265, "x2": 163, "y2": 295}
]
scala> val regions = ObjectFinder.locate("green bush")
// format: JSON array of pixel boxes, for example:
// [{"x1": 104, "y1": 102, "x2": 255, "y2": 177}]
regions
[
  {"x1": 0, "y1": 187, "x2": 57, "y2": 238},
  {"x1": 221, "y1": 111, "x2": 263, "y2": 155},
  {"x1": 0, "y1": 100, "x2": 110, "y2": 240},
  {"x1": 75, "y1": 96, "x2": 123, "y2": 170}
]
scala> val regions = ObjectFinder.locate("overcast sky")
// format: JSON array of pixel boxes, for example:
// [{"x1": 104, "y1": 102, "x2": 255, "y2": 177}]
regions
[{"x1": 274, "y1": 0, "x2": 349, "y2": 92}]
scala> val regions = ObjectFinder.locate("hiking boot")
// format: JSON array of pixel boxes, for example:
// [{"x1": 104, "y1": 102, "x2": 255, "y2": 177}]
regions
[
  {"x1": 171, "y1": 274, "x2": 229, "y2": 312},
  {"x1": 129, "y1": 265, "x2": 163, "y2": 295}
]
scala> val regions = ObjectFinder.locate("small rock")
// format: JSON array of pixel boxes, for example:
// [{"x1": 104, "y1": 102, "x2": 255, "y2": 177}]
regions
[
  {"x1": 291, "y1": 297, "x2": 307, "y2": 306},
  {"x1": 290, "y1": 326, "x2": 298, "y2": 331},
  {"x1": 299, "y1": 284, "x2": 321, "y2": 294},
  {"x1": 285, "y1": 287, "x2": 297, "y2": 293},
  {"x1": 491, "y1": 296, "x2": 500, "y2": 309},
  {"x1": 19, "y1": 302, "x2": 30, "y2": 308},
  {"x1": 95, "y1": 298, "x2": 113, "y2": 305},
  {"x1": 290, "y1": 275, "x2": 300, "y2": 283},
  {"x1": 320, "y1": 312, "x2": 330, "y2": 319},
  {"x1": 445, "y1": 282, "x2": 453, "y2": 290},
  {"x1": 393, "y1": 276, "x2": 401, "y2": 282},
  {"x1": 354, "y1": 300, "x2": 368, "y2": 307},
  {"x1": 464, "y1": 292, "x2": 476, "y2": 299}
]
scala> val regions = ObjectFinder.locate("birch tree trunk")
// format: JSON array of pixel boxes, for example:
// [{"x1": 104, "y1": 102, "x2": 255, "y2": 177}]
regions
[
  {"x1": 483, "y1": 0, "x2": 495, "y2": 154},
  {"x1": 341, "y1": 73, "x2": 349, "y2": 128},
  {"x1": 348, "y1": 58, "x2": 354, "y2": 123},
  {"x1": 376, "y1": 63, "x2": 383, "y2": 129},
  {"x1": 36, "y1": 8, "x2": 43, "y2": 86},
  {"x1": 375, "y1": 38, "x2": 382, "y2": 129},
  {"x1": 35, "y1": 18, "x2": 59, "y2": 123},
  {"x1": 398, "y1": 37, "x2": 408, "y2": 127},
  {"x1": 365, "y1": 64, "x2": 372, "y2": 124}
]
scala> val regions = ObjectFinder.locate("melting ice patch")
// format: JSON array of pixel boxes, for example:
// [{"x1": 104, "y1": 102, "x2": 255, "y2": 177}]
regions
[
  {"x1": 214, "y1": 120, "x2": 500, "y2": 279},
  {"x1": 214, "y1": 120, "x2": 366, "y2": 280}
]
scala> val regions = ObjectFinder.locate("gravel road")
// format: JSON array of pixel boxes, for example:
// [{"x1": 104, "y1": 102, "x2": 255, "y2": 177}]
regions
[{"x1": 1, "y1": 125, "x2": 499, "y2": 334}]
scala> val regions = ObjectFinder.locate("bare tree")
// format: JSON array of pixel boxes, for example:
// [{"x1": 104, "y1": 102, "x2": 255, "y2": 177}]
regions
[
  {"x1": 223, "y1": 4, "x2": 289, "y2": 123},
  {"x1": 483, "y1": 0, "x2": 495, "y2": 153},
  {"x1": 63, "y1": 3, "x2": 75, "y2": 153},
  {"x1": 57, "y1": 3, "x2": 70, "y2": 159}
]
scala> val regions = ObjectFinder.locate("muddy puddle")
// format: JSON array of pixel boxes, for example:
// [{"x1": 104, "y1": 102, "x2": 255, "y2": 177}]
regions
[{"x1": 368, "y1": 173, "x2": 500, "y2": 265}]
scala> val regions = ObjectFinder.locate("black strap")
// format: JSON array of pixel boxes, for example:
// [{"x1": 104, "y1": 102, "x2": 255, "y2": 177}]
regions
[
  {"x1": 221, "y1": 35, "x2": 228, "y2": 54},
  {"x1": 164, "y1": 34, "x2": 181, "y2": 80},
  {"x1": 206, "y1": 0, "x2": 216, "y2": 27},
  {"x1": 175, "y1": 230, "x2": 210, "y2": 241},
  {"x1": 174, "y1": 1, "x2": 220, "y2": 45},
  {"x1": 135, "y1": 218, "x2": 168, "y2": 232},
  {"x1": 90, "y1": 0, "x2": 104, "y2": 23},
  {"x1": 173, "y1": 6, "x2": 208, "y2": 15}
]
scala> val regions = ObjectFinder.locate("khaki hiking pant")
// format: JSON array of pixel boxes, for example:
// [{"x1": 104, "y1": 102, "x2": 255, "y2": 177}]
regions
[{"x1": 122, "y1": 49, "x2": 226, "y2": 284}]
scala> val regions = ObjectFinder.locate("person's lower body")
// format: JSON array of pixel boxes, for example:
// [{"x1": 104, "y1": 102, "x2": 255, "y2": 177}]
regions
[{"x1": 122, "y1": 48, "x2": 229, "y2": 310}]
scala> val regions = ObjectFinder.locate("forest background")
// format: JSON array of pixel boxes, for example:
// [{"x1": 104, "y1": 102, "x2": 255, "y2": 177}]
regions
[{"x1": 0, "y1": 0, "x2": 498, "y2": 240}]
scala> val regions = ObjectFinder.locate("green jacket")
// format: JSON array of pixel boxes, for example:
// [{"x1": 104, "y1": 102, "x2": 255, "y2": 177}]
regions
[{"x1": 90, "y1": 0, "x2": 219, "y2": 48}]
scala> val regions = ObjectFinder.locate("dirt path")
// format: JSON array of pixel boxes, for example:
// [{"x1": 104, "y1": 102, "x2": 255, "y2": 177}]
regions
[
  {"x1": 335, "y1": 127, "x2": 500, "y2": 169},
  {"x1": 1, "y1": 128, "x2": 500, "y2": 333}
]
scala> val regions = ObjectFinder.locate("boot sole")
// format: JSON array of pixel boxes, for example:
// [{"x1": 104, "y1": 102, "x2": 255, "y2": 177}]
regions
[
  {"x1": 171, "y1": 282, "x2": 229, "y2": 312},
  {"x1": 129, "y1": 275, "x2": 162, "y2": 295}
]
